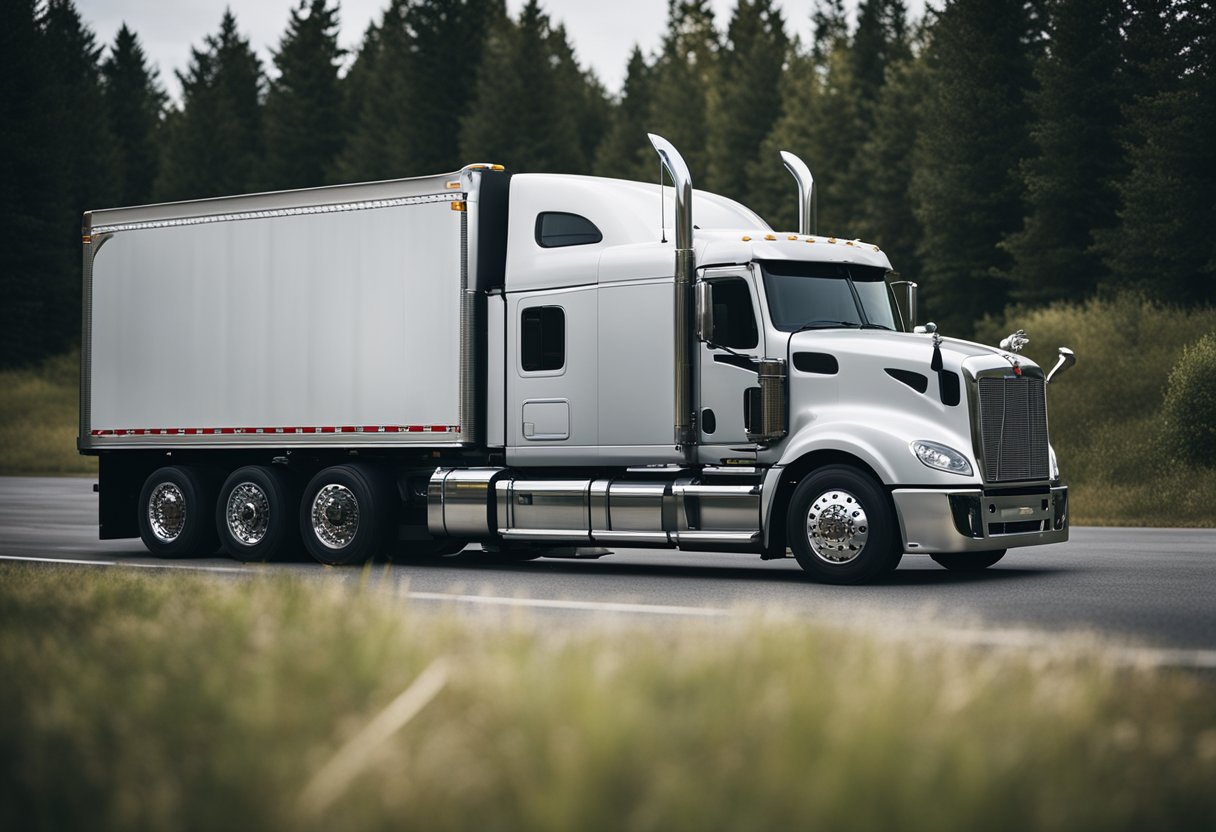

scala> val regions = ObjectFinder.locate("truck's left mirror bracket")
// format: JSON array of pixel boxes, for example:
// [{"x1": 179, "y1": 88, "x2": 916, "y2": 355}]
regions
[
  {"x1": 889, "y1": 276, "x2": 917, "y2": 331},
  {"x1": 695, "y1": 280, "x2": 713, "y2": 342}
]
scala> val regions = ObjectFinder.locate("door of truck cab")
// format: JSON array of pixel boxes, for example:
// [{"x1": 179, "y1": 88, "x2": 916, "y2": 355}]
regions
[{"x1": 696, "y1": 267, "x2": 764, "y2": 462}]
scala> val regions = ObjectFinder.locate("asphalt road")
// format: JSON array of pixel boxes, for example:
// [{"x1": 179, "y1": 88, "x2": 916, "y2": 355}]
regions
[{"x1": 2, "y1": 476, "x2": 1214, "y2": 656}]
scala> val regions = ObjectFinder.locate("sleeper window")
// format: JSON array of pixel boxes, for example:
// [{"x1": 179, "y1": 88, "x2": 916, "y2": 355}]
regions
[
  {"x1": 535, "y1": 212, "x2": 603, "y2": 248},
  {"x1": 521, "y1": 306, "x2": 565, "y2": 372}
]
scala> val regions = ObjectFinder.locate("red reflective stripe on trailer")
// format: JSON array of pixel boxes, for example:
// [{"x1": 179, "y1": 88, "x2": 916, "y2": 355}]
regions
[{"x1": 93, "y1": 424, "x2": 461, "y2": 436}]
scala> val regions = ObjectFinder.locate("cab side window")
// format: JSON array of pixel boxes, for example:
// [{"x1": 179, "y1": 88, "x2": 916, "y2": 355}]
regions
[
  {"x1": 521, "y1": 305, "x2": 565, "y2": 372},
  {"x1": 710, "y1": 277, "x2": 759, "y2": 350}
]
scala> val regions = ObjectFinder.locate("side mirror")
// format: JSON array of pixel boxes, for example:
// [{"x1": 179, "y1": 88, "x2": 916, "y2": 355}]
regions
[
  {"x1": 889, "y1": 277, "x2": 917, "y2": 331},
  {"x1": 695, "y1": 281, "x2": 713, "y2": 342},
  {"x1": 1047, "y1": 347, "x2": 1076, "y2": 384}
]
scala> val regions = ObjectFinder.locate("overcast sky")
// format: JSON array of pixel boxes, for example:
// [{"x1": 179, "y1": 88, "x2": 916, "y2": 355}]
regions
[{"x1": 75, "y1": 0, "x2": 909, "y2": 102}]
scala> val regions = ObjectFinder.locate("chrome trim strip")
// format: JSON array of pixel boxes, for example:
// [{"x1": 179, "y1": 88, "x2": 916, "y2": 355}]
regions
[
  {"x1": 674, "y1": 530, "x2": 762, "y2": 544},
  {"x1": 90, "y1": 192, "x2": 460, "y2": 235},
  {"x1": 459, "y1": 208, "x2": 476, "y2": 445}
]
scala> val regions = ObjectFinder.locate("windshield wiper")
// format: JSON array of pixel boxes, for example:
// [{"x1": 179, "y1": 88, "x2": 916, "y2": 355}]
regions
[
  {"x1": 793, "y1": 320, "x2": 862, "y2": 332},
  {"x1": 860, "y1": 323, "x2": 893, "y2": 330}
]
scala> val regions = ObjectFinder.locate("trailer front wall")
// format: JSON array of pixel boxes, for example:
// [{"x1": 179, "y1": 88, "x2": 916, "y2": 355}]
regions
[{"x1": 86, "y1": 199, "x2": 465, "y2": 446}]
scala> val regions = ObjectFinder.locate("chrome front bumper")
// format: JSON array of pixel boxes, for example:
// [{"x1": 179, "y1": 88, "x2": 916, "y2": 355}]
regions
[{"x1": 891, "y1": 486, "x2": 1068, "y2": 554}]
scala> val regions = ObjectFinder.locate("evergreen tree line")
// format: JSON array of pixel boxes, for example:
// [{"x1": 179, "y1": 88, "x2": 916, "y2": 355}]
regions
[{"x1": 2, "y1": 0, "x2": 1212, "y2": 368}]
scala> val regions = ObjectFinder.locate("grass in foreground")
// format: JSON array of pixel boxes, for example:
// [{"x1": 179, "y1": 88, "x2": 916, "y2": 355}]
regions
[
  {"x1": 0, "y1": 351, "x2": 95, "y2": 476},
  {"x1": 1, "y1": 566, "x2": 1214, "y2": 832}
]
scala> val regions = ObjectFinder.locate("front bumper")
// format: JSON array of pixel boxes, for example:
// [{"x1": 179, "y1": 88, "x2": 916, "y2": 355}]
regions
[{"x1": 892, "y1": 485, "x2": 1068, "y2": 553}]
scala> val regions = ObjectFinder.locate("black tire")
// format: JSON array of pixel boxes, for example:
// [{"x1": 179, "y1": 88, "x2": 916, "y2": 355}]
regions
[
  {"x1": 786, "y1": 465, "x2": 903, "y2": 585},
  {"x1": 216, "y1": 466, "x2": 302, "y2": 563},
  {"x1": 930, "y1": 550, "x2": 1007, "y2": 571},
  {"x1": 138, "y1": 466, "x2": 220, "y2": 558},
  {"x1": 299, "y1": 463, "x2": 397, "y2": 566}
]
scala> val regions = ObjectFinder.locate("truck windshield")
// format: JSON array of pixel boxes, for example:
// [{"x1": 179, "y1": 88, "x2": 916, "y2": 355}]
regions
[{"x1": 759, "y1": 260, "x2": 901, "y2": 332}]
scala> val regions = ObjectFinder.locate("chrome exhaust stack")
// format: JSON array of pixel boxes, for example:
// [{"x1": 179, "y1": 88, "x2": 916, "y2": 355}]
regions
[
  {"x1": 779, "y1": 150, "x2": 816, "y2": 235},
  {"x1": 649, "y1": 133, "x2": 696, "y2": 452}
]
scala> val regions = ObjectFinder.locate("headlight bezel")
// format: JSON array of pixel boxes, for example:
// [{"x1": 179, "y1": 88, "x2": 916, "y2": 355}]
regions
[{"x1": 910, "y1": 440, "x2": 974, "y2": 477}]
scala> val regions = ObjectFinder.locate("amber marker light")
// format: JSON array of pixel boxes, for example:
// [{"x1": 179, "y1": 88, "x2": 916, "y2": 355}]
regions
[{"x1": 451, "y1": 201, "x2": 466, "y2": 212}]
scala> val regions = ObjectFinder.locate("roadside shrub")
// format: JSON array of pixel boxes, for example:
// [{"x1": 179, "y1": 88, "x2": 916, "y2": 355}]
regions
[{"x1": 1159, "y1": 333, "x2": 1216, "y2": 467}]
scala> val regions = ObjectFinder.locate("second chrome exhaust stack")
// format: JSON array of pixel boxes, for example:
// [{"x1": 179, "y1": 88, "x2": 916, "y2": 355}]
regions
[{"x1": 780, "y1": 150, "x2": 816, "y2": 236}]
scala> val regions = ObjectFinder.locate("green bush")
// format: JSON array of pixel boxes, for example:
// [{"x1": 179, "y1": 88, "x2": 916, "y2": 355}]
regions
[
  {"x1": 1160, "y1": 333, "x2": 1216, "y2": 467},
  {"x1": 976, "y1": 295, "x2": 1216, "y2": 525}
]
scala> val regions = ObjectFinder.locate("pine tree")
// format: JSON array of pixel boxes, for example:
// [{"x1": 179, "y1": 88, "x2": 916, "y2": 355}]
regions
[
  {"x1": 594, "y1": 47, "x2": 655, "y2": 181},
  {"x1": 1001, "y1": 0, "x2": 1124, "y2": 305},
  {"x1": 41, "y1": 0, "x2": 115, "y2": 358},
  {"x1": 706, "y1": 0, "x2": 790, "y2": 202},
  {"x1": 0, "y1": 0, "x2": 62, "y2": 366},
  {"x1": 332, "y1": 16, "x2": 392, "y2": 182},
  {"x1": 398, "y1": 0, "x2": 501, "y2": 173},
  {"x1": 102, "y1": 24, "x2": 166, "y2": 206},
  {"x1": 337, "y1": 0, "x2": 501, "y2": 181},
  {"x1": 263, "y1": 0, "x2": 344, "y2": 190},
  {"x1": 747, "y1": 25, "x2": 865, "y2": 234},
  {"x1": 853, "y1": 52, "x2": 929, "y2": 283},
  {"x1": 912, "y1": 0, "x2": 1039, "y2": 337},
  {"x1": 809, "y1": 0, "x2": 847, "y2": 65},
  {"x1": 1095, "y1": 0, "x2": 1216, "y2": 305},
  {"x1": 647, "y1": 0, "x2": 720, "y2": 183},
  {"x1": 156, "y1": 10, "x2": 264, "y2": 200},
  {"x1": 460, "y1": 0, "x2": 587, "y2": 173}
]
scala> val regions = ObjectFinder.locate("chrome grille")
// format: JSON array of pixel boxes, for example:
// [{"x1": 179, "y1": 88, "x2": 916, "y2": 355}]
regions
[{"x1": 976, "y1": 376, "x2": 1049, "y2": 482}]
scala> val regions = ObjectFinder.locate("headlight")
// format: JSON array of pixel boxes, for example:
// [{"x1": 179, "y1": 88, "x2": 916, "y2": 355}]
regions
[
  {"x1": 1049, "y1": 445, "x2": 1060, "y2": 481},
  {"x1": 910, "y1": 440, "x2": 973, "y2": 476}
]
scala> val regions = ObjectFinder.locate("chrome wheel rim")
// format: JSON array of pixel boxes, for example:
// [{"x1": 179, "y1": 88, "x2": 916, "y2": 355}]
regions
[
  {"x1": 148, "y1": 482, "x2": 187, "y2": 543},
  {"x1": 805, "y1": 489, "x2": 869, "y2": 564},
  {"x1": 311, "y1": 484, "x2": 359, "y2": 549},
  {"x1": 226, "y1": 482, "x2": 270, "y2": 546}
]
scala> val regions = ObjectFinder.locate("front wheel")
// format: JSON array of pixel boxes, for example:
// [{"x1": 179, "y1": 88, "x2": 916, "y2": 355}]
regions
[
  {"x1": 930, "y1": 550, "x2": 1007, "y2": 571},
  {"x1": 786, "y1": 466, "x2": 903, "y2": 585}
]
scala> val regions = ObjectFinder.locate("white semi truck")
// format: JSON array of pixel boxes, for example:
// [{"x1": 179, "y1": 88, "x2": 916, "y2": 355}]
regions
[{"x1": 79, "y1": 135, "x2": 1072, "y2": 583}]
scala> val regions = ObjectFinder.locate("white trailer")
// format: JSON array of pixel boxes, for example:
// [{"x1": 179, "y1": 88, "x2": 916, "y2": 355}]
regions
[{"x1": 80, "y1": 135, "x2": 1073, "y2": 583}]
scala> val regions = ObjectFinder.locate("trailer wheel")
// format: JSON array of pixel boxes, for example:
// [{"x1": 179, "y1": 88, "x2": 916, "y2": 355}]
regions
[
  {"x1": 930, "y1": 550, "x2": 1007, "y2": 571},
  {"x1": 300, "y1": 464, "x2": 397, "y2": 565},
  {"x1": 138, "y1": 466, "x2": 220, "y2": 557},
  {"x1": 216, "y1": 466, "x2": 301, "y2": 562},
  {"x1": 787, "y1": 465, "x2": 903, "y2": 584}
]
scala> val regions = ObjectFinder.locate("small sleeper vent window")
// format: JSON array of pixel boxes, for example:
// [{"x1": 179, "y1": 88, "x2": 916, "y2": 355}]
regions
[
  {"x1": 535, "y1": 212, "x2": 603, "y2": 248},
  {"x1": 521, "y1": 306, "x2": 565, "y2": 372}
]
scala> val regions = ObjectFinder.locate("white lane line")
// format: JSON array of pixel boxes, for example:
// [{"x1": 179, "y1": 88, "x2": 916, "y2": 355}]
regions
[
  {"x1": 4, "y1": 554, "x2": 1216, "y2": 668},
  {"x1": 0, "y1": 554, "x2": 729, "y2": 617},
  {"x1": 0, "y1": 553, "x2": 252, "y2": 574},
  {"x1": 405, "y1": 590, "x2": 730, "y2": 618}
]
